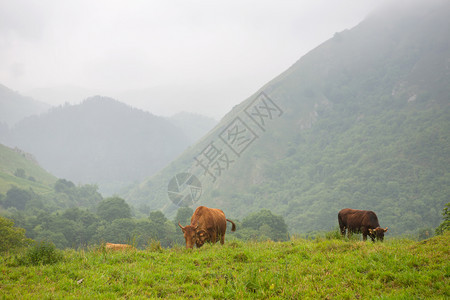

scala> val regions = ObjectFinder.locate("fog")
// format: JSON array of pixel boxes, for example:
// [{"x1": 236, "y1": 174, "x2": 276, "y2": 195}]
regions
[{"x1": 0, "y1": 0, "x2": 382, "y2": 119}]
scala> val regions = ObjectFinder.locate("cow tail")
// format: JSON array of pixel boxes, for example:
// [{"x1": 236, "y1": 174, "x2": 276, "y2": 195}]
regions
[{"x1": 226, "y1": 219, "x2": 236, "y2": 232}]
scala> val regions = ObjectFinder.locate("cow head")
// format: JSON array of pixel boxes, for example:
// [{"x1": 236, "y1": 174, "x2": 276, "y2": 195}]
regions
[
  {"x1": 178, "y1": 222, "x2": 199, "y2": 249},
  {"x1": 195, "y1": 230, "x2": 209, "y2": 248},
  {"x1": 369, "y1": 227, "x2": 388, "y2": 241}
]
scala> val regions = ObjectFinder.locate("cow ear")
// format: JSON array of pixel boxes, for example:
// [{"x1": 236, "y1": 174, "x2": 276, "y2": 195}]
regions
[
  {"x1": 384, "y1": 227, "x2": 388, "y2": 232},
  {"x1": 368, "y1": 229, "x2": 373, "y2": 234}
]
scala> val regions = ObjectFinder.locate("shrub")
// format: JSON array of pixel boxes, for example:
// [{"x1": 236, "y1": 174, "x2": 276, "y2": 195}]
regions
[
  {"x1": 0, "y1": 216, "x2": 32, "y2": 252},
  {"x1": 20, "y1": 241, "x2": 64, "y2": 266}
]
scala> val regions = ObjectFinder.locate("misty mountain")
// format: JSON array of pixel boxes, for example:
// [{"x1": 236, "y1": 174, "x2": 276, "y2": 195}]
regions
[
  {"x1": 2, "y1": 96, "x2": 191, "y2": 195},
  {"x1": 125, "y1": 0, "x2": 450, "y2": 236},
  {"x1": 168, "y1": 112, "x2": 217, "y2": 145},
  {"x1": 0, "y1": 83, "x2": 50, "y2": 127}
]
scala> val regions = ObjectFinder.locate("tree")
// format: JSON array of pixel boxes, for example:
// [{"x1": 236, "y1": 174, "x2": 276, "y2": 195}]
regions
[
  {"x1": 101, "y1": 218, "x2": 136, "y2": 244},
  {"x1": 241, "y1": 209, "x2": 289, "y2": 241},
  {"x1": 4, "y1": 186, "x2": 34, "y2": 210},
  {"x1": 435, "y1": 203, "x2": 450, "y2": 235},
  {"x1": 0, "y1": 216, "x2": 32, "y2": 252},
  {"x1": 173, "y1": 207, "x2": 194, "y2": 245},
  {"x1": 148, "y1": 211, "x2": 176, "y2": 247},
  {"x1": 149, "y1": 211, "x2": 167, "y2": 226},
  {"x1": 173, "y1": 207, "x2": 193, "y2": 226},
  {"x1": 96, "y1": 197, "x2": 131, "y2": 222},
  {"x1": 54, "y1": 179, "x2": 76, "y2": 193}
]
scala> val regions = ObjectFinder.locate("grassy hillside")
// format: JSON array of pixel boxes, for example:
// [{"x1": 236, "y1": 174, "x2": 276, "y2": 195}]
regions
[
  {"x1": 1, "y1": 233, "x2": 448, "y2": 298},
  {"x1": 0, "y1": 144, "x2": 56, "y2": 195},
  {"x1": 125, "y1": 0, "x2": 450, "y2": 236}
]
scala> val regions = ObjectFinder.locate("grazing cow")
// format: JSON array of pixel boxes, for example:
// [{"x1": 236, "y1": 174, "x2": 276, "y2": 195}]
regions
[
  {"x1": 178, "y1": 206, "x2": 236, "y2": 249},
  {"x1": 338, "y1": 208, "x2": 388, "y2": 242},
  {"x1": 105, "y1": 242, "x2": 135, "y2": 251}
]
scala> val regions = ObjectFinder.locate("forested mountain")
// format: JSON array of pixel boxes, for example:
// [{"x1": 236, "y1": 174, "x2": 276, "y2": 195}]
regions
[
  {"x1": 1, "y1": 96, "x2": 191, "y2": 195},
  {"x1": 126, "y1": 0, "x2": 450, "y2": 236},
  {"x1": 0, "y1": 84, "x2": 50, "y2": 127}
]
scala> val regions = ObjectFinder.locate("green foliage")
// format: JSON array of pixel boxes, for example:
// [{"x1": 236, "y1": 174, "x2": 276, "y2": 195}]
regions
[
  {"x1": 53, "y1": 179, "x2": 102, "y2": 209},
  {"x1": 3, "y1": 186, "x2": 35, "y2": 210},
  {"x1": 0, "y1": 216, "x2": 32, "y2": 252},
  {"x1": 96, "y1": 196, "x2": 131, "y2": 222},
  {"x1": 173, "y1": 207, "x2": 195, "y2": 245},
  {"x1": 239, "y1": 209, "x2": 289, "y2": 241},
  {"x1": 17, "y1": 240, "x2": 63, "y2": 266},
  {"x1": 174, "y1": 207, "x2": 193, "y2": 226},
  {"x1": 54, "y1": 178, "x2": 75, "y2": 193},
  {"x1": 0, "y1": 234, "x2": 448, "y2": 298},
  {"x1": 435, "y1": 203, "x2": 450, "y2": 235},
  {"x1": 149, "y1": 210, "x2": 167, "y2": 225}
]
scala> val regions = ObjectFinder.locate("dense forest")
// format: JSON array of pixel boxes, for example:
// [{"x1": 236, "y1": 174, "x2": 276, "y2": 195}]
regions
[
  {"x1": 125, "y1": 1, "x2": 450, "y2": 237},
  {"x1": 0, "y1": 179, "x2": 289, "y2": 249},
  {"x1": 0, "y1": 143, "x2": 288, "y2": 249}
]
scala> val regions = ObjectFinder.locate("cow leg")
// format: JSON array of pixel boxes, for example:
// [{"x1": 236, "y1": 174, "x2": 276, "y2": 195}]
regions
[
  {"x1": 220, "y1": 233, "x2": 225, "y2": 245},
  {"x1": 362, "y1": 233, "x2": 367, "y2": 241},
  {"x1": 339, "y1": 225, "x2": 346, "y2": 237},
  {"x1": 210, "y1": 231, "x2": 217, "y2": 243}
]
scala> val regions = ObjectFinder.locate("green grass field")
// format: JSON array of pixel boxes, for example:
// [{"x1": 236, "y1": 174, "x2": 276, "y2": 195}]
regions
[{"x1": 1, "y1": 233, "x2": 448, "y2": 299}]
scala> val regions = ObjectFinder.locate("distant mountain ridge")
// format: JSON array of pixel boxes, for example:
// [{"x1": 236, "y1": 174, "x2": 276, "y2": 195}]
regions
[
  {"x1": 0, "y1": 84, "x2": 50, "y2": 127},
  {"x1": 1, "y1": 96, "x2": 194, "y2": 195},
  {"x1": 125, "y1": 0, "x2": 450, "y2": 236}
]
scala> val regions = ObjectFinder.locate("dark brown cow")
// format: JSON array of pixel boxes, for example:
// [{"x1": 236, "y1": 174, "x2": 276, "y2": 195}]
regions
[
  {"x1": 178, "y1": 206, "x2": 236, "y2": 249},
  {"x1": 338, "y1": 208, "x2": 388, "y2": 242}
]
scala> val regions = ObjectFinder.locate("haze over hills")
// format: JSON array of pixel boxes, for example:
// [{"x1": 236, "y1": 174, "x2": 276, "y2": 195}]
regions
[
  {"x1": 126, "y1": 0, "x2": 450, "y2": 236},
  {"x1": 168, "y1": 112, "x2": 217, "y2": 145},
  {"x1": 0, "y1": 96, "x2": 208, "y2": 195},
  {"x1": 0, "y1": 84, "x2": 50, "y2": 127}
]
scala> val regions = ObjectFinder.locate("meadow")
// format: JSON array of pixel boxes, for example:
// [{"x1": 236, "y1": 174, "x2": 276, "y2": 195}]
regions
[{"x1": 1, "y1": 232, "x2": 448, "y2": 299}]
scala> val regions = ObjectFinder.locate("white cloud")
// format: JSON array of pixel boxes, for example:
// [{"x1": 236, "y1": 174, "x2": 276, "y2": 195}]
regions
[{"x1": 0, "y1": 0, "x2": 380, "y2": 119}]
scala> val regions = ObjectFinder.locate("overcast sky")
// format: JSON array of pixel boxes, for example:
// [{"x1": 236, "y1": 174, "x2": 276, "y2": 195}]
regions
[{"x1": 0, "y1": 0, "x2": 383, "y2": 119}]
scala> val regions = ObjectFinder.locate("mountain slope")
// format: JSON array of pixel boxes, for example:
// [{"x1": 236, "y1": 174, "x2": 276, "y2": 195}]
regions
[
  {"x1": 126, "y1": 0, "x2": 450, "y2": 236},
  {"x1": 3, "y1": 96, "x2": 190, "y2": 195},
  {"x1": 0, "y1": 144, "x2": 56, "y2": 195},
  {"x1": 0, "y1": 84, "x2": 50, "y2": 127},
  {"x1": 168, "y1": 112, "x2": 217, "y2": 145}
]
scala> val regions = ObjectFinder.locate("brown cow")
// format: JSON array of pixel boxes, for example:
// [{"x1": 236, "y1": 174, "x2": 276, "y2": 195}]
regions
[
  {"x1": 338, "y1": 208, "x2": 388, "y2": 242},
  {"x1": 178, "y1": 206, "x2": 236, "y2": 249},
  {"x1": 105, "y1": 242, "x2": 135, "y2": 251}
]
